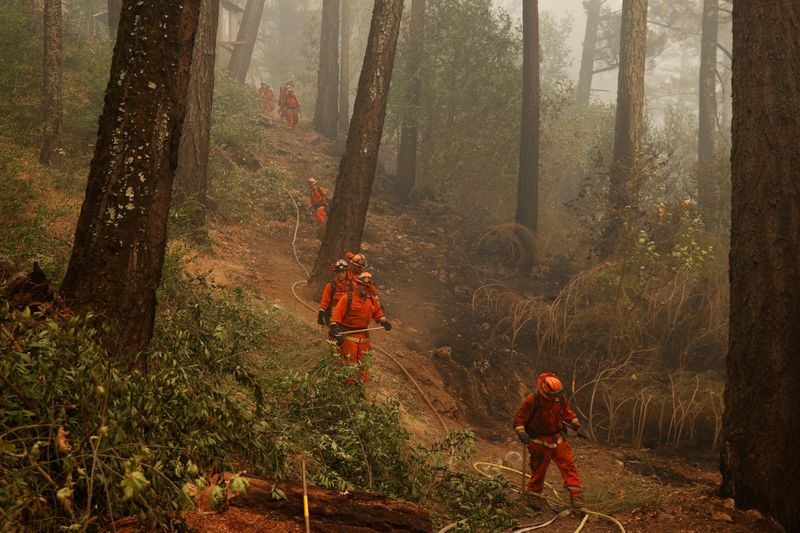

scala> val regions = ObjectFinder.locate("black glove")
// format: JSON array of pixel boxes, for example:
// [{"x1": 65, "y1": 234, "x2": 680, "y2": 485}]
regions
[
  {"x1": 382, "y1": 320, "x2": 392, "y2": 331},
  {"x1": 329, "y1": 324, "x2": 343, "y2": 344},
  {"x1": 516, "y1": 430, "x2": 531, "y2": 445},
  {"x1": 317, "y1": 310, "x2": 327, "y2": 325}
]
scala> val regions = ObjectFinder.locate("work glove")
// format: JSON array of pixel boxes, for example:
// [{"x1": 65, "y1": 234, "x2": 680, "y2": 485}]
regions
[
  {"x1": 329, "y1": 324, "x2": 343, "y2": 345},
  {"x1": 516, "y1": 429, "x2": 531, "y2": 445},
  {"x1": 317, "y1": 310, "x2": 327, "y2": 326},
  {"x1": 382, "y1": 320, "x2": 392, "y2": 331}
]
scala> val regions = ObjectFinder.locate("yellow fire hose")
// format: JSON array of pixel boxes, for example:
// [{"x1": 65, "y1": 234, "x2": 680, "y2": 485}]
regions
[{"x1": 472, "y1": 462, "x2": 626, "y2": 533}]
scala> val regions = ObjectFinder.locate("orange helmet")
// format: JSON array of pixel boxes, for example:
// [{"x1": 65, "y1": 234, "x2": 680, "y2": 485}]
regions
[
  {"x1": 308, "y1": 178, "x2": 318, "y2": 186},
  {"x1": 332, "y1": 259, "x2": 349, "y2": 271},
  {"x1": 349, "y1": 253, "x2": 368, "y2": 269},
  {"x1": 539, "y1": 374, "x2": 563, "y2": 398},
  {"x1": 355, "y1": 272, "x2": 374, "y2": 286}
]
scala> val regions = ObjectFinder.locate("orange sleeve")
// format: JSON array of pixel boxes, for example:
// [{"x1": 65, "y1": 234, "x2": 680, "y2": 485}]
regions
[
  {"x1": 513, "y1": 394, "x2": 536, "y2": 430},
  {"x1": 370, "y1": 297, "x2": 385, "y2": 323},
  {"x1": 562, "y1": 398, "x2": 578, "y2": 424},
  {"x1": 319, "y1": 282, "x2": 333, "y2": 311},
  {"x1": 331, "y1": 293, "x2": 348, "y2": 325}
]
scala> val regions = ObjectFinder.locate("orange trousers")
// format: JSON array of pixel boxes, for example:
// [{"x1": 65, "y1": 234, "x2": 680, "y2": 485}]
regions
[
  {"x1": 527, "y1": 439, "x2": 582, "y2": 496},
  {"x1": 337, "y1": 332, "x2": 371, "y2": 382},
  {"x1": 286, "y1": 109, "x2": 299, "y2": 129},
  {"x1": 314, "y1": 206, "x2": 328, "y2": 225}
]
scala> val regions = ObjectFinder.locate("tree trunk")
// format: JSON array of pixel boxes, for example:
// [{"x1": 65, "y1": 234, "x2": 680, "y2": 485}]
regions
[
  {"x1": 228, "y1": 0, "x2": 266, "y2": 83},
  {"x1": 60, "y1": 0, "x2": 201, "y2": 356},
  {"x1": 314, "y1": 0, "x2": 340, "y2": 138},
  {"x1": 722, "y1": 2, "x2": 800, "y2": 531},
  {"x1": 515, "y1": 0, "x2": 540, "y2": 234},
  {"x1": 309, "y1": 0, "x2": 405, "y2": 286},
  {"x1": 174, "y1": 0, "x2": 220, "y2": 234},
  {"x1": 576, "y1": 0, "x2": 602, "y2": 107},
  {"x1": 339, "y1": 0, "x2": 351, "y2": 133},
  {"x1": 39, "y1": 0, "x2": 63, "y2": 165},
  {"x1": 697, "y1": 0, "x2": 718, "y2": 226},
  {"x1": 603, "y1": 0, "x2": 647, "y2": 256},
  {"x1": 108, "y1": 0, "x2": 122, "y2": 36},
  {"x1": 395, "y1": 0, "x2": 425, "y2": 203}
]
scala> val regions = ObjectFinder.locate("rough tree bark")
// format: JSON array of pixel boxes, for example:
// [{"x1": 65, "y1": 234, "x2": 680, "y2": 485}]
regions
[
  {"x1": 309, "y1": 0, "x2": 405, "y2": 286},
  {"x1": 395, "y1": 0, "x2": 425, "y2": 203},
  {"x1": 228, "y1": 0, "x2": 266, "y2": 83},
  {"x1": 697, "y1": 0, "x2": 718, "y2": 226},
  {"x1": 576, "y1": 0, "x2": 603, "y2": 107},
  {"x1": 515, "y1": 0, "x2": 540, "y2": 235},
  {"x1": 60, "y1": 0, "x2": 201, "y2": 356},
  {"x1": 39, "y1": 0, "x2": 63, "y2": 165},
  {"x1": 603, "y1": 0, "x2": 647, "y2": 256},
  {"x1": 722, "y1": 2, "x2": 800, "y2": 531},
  {"x1": 108, "y1": 0, "x2": 122, "y2": 36},
  {"x1": 314, "y1": 0, "x2": 341, "y2": 138},
  {"x1": 339, "y1": 0, "x2": 351, "y2": 133},
  {"x1": 174, "y1": 0, "x2": 220, "y2": 233}
]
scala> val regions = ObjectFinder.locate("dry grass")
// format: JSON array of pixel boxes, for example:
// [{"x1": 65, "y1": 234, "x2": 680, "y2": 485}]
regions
[{"x1": 471, "y1": 218, "x2": 728, "y2": 450}]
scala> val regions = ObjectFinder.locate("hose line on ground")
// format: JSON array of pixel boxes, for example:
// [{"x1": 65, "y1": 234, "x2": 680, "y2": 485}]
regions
[
  {"x1": 472, "y1": 461, "x2": 626, "y2": 533},
  {"x1": 282, "y1": 183, "x2": 449, "y2": 435}
]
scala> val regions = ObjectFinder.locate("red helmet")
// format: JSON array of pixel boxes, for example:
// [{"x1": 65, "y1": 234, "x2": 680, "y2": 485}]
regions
[
  {"x1": 349, "y1": 253, "x2": 368, "y2": 269},
  {"x1": 539, "y1": 374, "x2": 563, "y2": 398},
  {"x1": 355, "y1": 272, "x2": 374, "y2": 286}
]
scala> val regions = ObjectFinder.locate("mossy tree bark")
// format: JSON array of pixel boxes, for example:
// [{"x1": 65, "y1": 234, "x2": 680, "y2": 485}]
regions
[
  {"x1": 60, "y1": 0, "x2": 201, "y2": 356},
  {"x1": 722, "y1": 2, "x2": 800, "y2": 530},
  {"x1": 309, "y1": 0, "x2": 405, "y2": 287}
]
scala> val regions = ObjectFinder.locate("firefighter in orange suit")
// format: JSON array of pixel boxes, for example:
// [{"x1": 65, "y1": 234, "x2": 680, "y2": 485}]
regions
[
  {"x1": 285, "y1": 86, "x2": 301, "y2": 129},
  {"x1": 329, "y1": 272, "x2": 391, "y2": 382},
  {"x1": 513, "y1": 372, "x2": 585, "y2": 508},
  {"x1": 318, "y1": 259, "x2": 352, "y2": 326},
  {"x1": 308, "y1": 178, "x2": 330, "y2": 225},
  {"x1": 346, "y1": 253, "x2": 379, "y2": 298},
  {"x1": 257, "y1": 82, "x2": 275, "y2": 113}
]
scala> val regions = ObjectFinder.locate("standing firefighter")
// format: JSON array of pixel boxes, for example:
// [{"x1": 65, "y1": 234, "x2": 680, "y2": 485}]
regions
[
  {"x1": 513, "y1": 372, "x2": 585, "y2": 509},
  {"x1": 346, "y1": 252, "x2": 379, "y2": 298},
  {"x1": 318, "y1": 259, "x2": 351, "y2": 326},
  {"x1": 257, "y1": 82, "x2": 275, "y2": 113},
  {"x1": 308, "y1": 178, "x2": 330, "y2": 225},
  {"x1": 285, "y1": 86, "x2": 301, "y2": 130},
  {"x1": 329, "y1": 272, "x2": 392, "y2": 382}
]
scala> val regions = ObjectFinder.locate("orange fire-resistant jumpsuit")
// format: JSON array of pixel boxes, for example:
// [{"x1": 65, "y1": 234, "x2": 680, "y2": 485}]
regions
[
  {"x1": 285, "y1": 91, "x2": 300, "y2": 129},
  {"x1": 330, "y1": 291, "x2": 386, "y2": 382},
  {"x1": 257, "y1": 86, "x2": 275, "y2": 113},
  {"x1": 513, "y1": 373, "x2": 583, "y2": 498},
  {"x1": 309, "y1": 183, "x2": 329, "y2": 225},
  {"x1": 318, "y1": 276, "x2": 353, "y2": 323}
]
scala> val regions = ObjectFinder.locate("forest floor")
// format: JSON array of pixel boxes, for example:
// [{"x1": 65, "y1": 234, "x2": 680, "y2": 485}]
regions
[
  {"x1": 177, "y1": 117, "x2": 777, "y2": 532},
  {"x1": 12, "y1": 114, "x2": 778, "y2": 532}
]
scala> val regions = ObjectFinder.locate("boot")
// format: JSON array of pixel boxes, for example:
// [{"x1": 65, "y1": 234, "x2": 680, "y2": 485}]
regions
[{"x1": 570, "y1": 494, "x2": 586, "y2": 509}]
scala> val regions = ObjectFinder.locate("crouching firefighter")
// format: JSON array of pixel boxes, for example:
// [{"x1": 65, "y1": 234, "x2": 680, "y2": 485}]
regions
[
  {"x1": 328, "y1": 272, "x2": 392, "y2": 382},
  {"x1": 513, "y1": 372, "x2": 585, "y2": 509}
]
